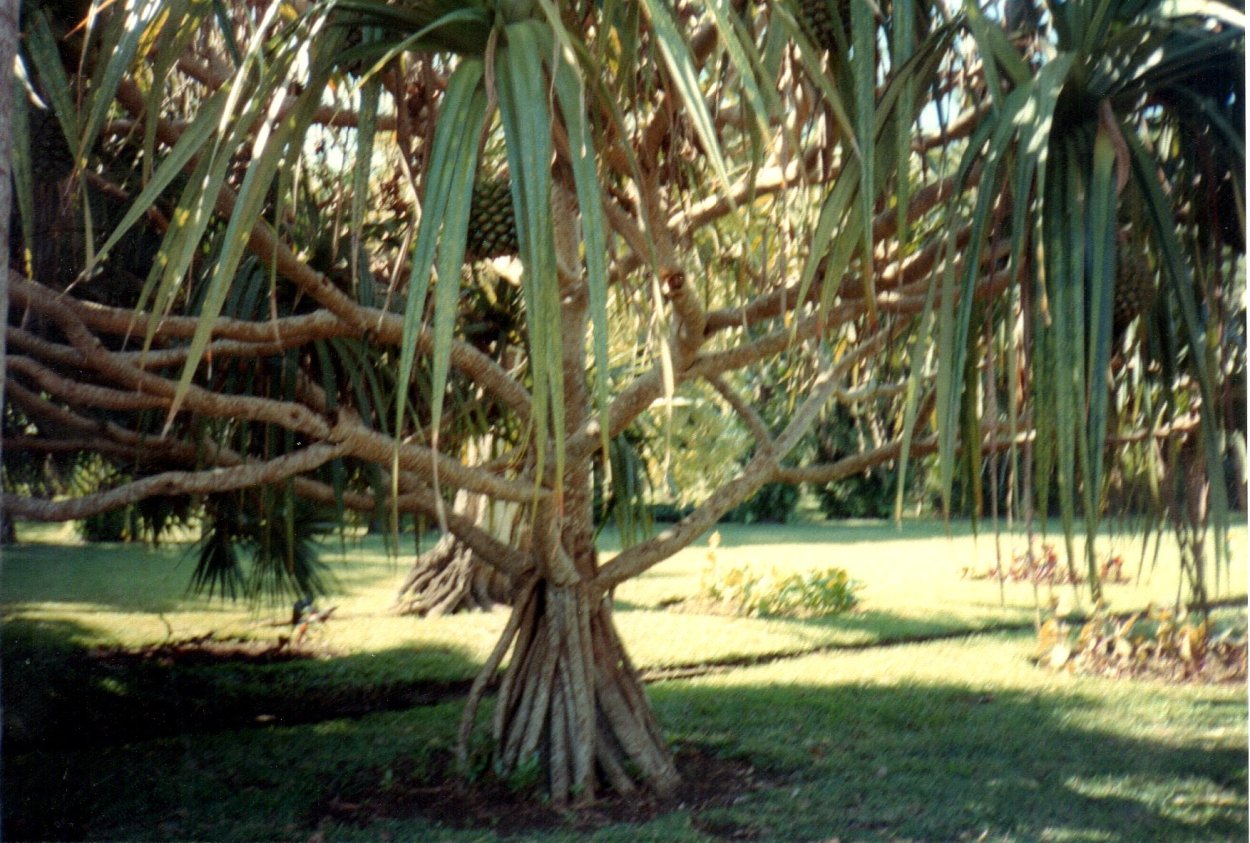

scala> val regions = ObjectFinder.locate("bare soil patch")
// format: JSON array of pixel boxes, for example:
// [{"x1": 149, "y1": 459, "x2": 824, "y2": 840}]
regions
[
  {"x1": 313, "y1": 744, "x2": 787, "y2": 839},
  {"x1": 91, "y1": 632, "x2": 320, "y2": 666}
]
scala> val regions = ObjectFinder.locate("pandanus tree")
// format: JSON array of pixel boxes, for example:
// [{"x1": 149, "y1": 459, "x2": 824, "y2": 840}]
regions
[
  {"x1": 3, "y1": 0, "x2": 1242, "y2": 804},
  {"x1": 931, "y1": 0, "x2": 1246, "y2": 599}
]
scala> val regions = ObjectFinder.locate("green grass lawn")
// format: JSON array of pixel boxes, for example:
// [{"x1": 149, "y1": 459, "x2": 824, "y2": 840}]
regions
[{"x1": 3, "y1": 519, "x2": 1246, "y2": 841}]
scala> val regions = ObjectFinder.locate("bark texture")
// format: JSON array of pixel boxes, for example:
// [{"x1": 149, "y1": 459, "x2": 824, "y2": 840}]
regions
[
  {"x1": 394, "y1": 489, "x2": 515, "y2": 616},
  {"x1": 458, "y1": 578, "x2": 678, "y2": 806}
]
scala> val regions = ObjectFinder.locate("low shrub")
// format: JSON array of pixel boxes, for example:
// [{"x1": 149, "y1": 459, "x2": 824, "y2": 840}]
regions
[
  {"x1": 722, "y1": 482, "x2": 801, "y2": 524},
  {"x1": 701, "y1": 558, "x2": 861, "y2": 619}
]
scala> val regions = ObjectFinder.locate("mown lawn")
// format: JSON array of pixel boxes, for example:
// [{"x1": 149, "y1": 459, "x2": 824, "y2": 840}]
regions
[{"x1": 3, "y1": 519, "x2": 1246, "y2": 841}]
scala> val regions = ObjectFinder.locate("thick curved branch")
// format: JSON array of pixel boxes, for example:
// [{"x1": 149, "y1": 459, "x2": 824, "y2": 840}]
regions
[
  {"x1": 7, "y1": 326, "x2": 90, "y2": 369},
  {"x1": 567, "y1": 299, "x2": 860, "y2": 462},
  {"x1": 46, "y1": 298, "x2": 347, "y2": 347},
  {"x1": 328, "y1": 417, "x2": 543, "y2": 505},
  {"x1": 774, "y1": 438, "x2": 936, "y2": 485},
  {"x1": 10, "y1": 273, "x2": 542, "y2": 503},
  {"x1": 37, "y1": 293, "x2": 531, "y2": 421},
  {"x1": 7, "y1": 355, "x2": 168, "y2": 411},
  {"x1": 570, "y1": 252, "x2": 1012, "y2": 466},
  {"x1": 110, "y1": 80, "x2": 532, "y2": 423},
  {"x1": 6, "y1": 387, "x2": 223, "y2": 468},
  {"x1": 916, "y1": 104, "x2": 986, "y2": 153},
  {"x1": 3, "y1": 442, "x2": 350, "y2": 521},
  {"x1": 289, "y1": 478, "x2": 533, "y2": 578},
  {"x1": 4, "y1": 390, "x2": 533, "y2": 576},
  {"x1": 10, "y1": 273, "x2": 336, "y2": 440},
  {"x1": 595, "y1": 327, "x2": 893, "y2": 589},
  {"x1": 702, "y1": 170, "x2": 974, "y2": 335},
  {"x1": 666, "y1": 272, "x2": 707, "y2": 365},
  {"x1": 7, "y1": 380, "x2": 126, "y2": 438},
  {"x1": 691, "y1": 255, "x2": 1013, "y2": 382},
  {"x1": 3, "y1": 436, "x2": 141, "y2": 459},
  {"x1": 586, "y1": 250, "x2": 1014, "y2": 583},
  {"x1": 666, "y1": 147, "x2": 824, "y2": 237}
]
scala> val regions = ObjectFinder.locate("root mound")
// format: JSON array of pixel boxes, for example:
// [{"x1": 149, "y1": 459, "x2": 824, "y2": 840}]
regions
[{"x1": 315, "y1": 744, "x2": 787, "y2": 838}]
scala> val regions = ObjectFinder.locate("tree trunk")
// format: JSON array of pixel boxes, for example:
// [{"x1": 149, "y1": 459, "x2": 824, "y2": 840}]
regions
[
  {"x1": 0, "y1": 0, "x2": 17, "y2": 500},
  {"x1": 394, "y1": 489, "x2": 514, "y2": 616},
  {"x1": 0, "y1": 508, "x2": 15, "y2": 544},
  {"x1": 458, "y1": 577, "x2": 678, "y2": 806},
  {"x1": 1172, "y1": 434, "x2": 1212, "y2": 615},
  {"x1": 452, "y1": 182, "x2": 678, "y2": 804},
  {"x1": 395, "y1": 437, "x2": 517, "y2": 616}
]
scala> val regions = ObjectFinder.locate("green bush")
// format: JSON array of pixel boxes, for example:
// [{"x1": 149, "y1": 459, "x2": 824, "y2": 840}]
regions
[
  {"x1": 815, "y1": 472, "x2": 897, "y2": 519},
  {"x1": 701, "y1": 562, "x2": 861, "y2": 618},
  {"x1": 77, "y1": 506, "x2": 140, "y2": 543},
  {"x1": 812, "y1": 403, "x2": 910, "y2": 519},
  {"x1": 76, "y1": 495, "x2": 195, "y2": 544},
  {"x1": 723, "y1": 481, "x2": 800, "y2": 524},
  {"x1": 189, "y1": 491, "x2": 337, "y2": 604}
]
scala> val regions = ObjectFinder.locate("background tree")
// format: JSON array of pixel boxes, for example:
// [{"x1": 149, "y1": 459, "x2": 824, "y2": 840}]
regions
[
  {"x1": 4, "y1": 0, "x2": 1242, "y2": 805},
  {"x1": 0, "y1": 0, "x2": 16, "y2": 539}
]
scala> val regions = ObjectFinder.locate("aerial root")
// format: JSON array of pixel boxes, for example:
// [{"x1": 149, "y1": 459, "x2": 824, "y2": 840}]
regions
[{"x1": 457, "y1": 579, "x2": 678, "y2": 806}]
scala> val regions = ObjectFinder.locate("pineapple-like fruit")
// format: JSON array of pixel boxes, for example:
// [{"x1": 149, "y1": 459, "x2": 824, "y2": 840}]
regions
[
  {"x1": 797, "y1": 0, "x2": 849, "y2": 54},
  {"x1": 1112, "y1": 247, "x2": 1156, "y2": 336},
  {"x1": 465, "y1": 178, "x2": 519, "y2": 261}
]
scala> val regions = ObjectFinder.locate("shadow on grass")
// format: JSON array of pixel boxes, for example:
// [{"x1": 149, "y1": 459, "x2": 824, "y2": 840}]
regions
[
  {"x1": 2, "y1": 616, "x2": 483, "y2": 755},
  {"x1": 5, "y1": 616, "x2": 1244, "y2": 842},
  {"x1": 1, "y1": 542, "x2": 200, "y2": 613},
  {"x1": 652, "y1": 680, "x2": 1247, "y2": 842}
]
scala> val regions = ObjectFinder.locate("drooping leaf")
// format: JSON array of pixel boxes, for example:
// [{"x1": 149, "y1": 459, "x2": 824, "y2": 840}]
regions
[
  {"x1": 167, "y1": 16, "x2": 345, "y2": 430},
  {"x1": 639, "y1": 0, "x2": 734, "y2": 195},
  {"x1": 395, "y1": 57, "x2": 488, "y2": 442},
  {"x1": 1124, "y1": 127, "x2": 1231, "y2": 579},
  {"x1": 851, "y1": 0, "x2": 877, "y2": 320},
  {"x1": 496, "y1": 21, "x2": 563, "y2": 496},
  {"x1": 1082, "y1": 115, "x2": 1120, "y2": 587},
  {"x1": 552, "y1": 46, "x2": 614, "y2": 460}
]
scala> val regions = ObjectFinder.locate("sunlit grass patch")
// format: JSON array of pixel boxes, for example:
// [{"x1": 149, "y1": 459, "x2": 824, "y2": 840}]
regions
[{"x1": 3, "y1": 520, "x2": 1245, "y2": 840}]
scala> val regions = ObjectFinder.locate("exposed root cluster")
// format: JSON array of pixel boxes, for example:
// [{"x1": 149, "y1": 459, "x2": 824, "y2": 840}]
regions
[
  {"x1": 458, "y1": 579, "x2": 679, "y2": 806},
  {"x1": 394, "y1": 533, "x2": 512, "y2": 616}
]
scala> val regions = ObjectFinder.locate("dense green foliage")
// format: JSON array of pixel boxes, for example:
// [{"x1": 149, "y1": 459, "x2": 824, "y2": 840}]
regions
[{"x1": 4, "y1": 0, "x2": 1243, "y2": 613}]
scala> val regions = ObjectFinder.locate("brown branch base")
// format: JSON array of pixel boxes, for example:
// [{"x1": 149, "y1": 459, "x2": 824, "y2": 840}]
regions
[
  {"x1": 459, "y1": 580, "x2": 679, "y2": 807},
  {"x1": 394, "y1": 535, "x2": 512, "y2": 616}
]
